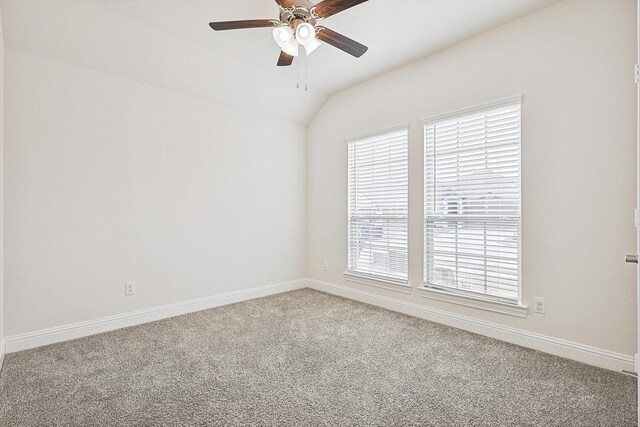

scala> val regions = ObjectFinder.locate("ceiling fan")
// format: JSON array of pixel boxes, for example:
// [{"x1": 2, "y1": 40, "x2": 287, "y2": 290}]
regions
[{"x1": 209, "y1": 0, "x2": 369, "y2": 67}]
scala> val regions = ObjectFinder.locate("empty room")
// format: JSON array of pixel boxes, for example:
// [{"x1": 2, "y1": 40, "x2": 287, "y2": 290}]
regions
[{"x1": 0, "y1": 0, "x2": 638, "y2": 425}]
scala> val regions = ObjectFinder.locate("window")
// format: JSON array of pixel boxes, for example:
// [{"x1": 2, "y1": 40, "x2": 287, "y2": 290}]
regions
[
  {"x1": 348, "y1": 127, "x2": 408, "y2": 284},
  {"x1": 424, "y1": 98, "x2": 521, "y2": 303}
]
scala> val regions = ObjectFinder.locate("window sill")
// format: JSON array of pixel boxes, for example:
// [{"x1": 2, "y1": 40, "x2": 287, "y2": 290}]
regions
[
  {"x1": 417, "y1": 286, "x2": 528, "y2": 318},
  {"x1": 343, "y1": 272, "x2": 412, "y2": 294}
]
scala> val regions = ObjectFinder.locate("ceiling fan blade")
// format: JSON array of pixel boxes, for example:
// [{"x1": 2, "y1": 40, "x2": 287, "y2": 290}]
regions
[
  {"x1": 277, "y1": 51, "x2": 294, "y2": 66},
  {"x1": 274, "y1": 0, "x2": 296, "y2": 8},
  {"x1": 209, "y1": 20, "x2": 277, "y2": 31},
  {"x1": 311, "y1": 0, "x2": 368, "y2": 19},
  {"x1": 316, "y1": 27, "x2": 368, "y2": 58}
]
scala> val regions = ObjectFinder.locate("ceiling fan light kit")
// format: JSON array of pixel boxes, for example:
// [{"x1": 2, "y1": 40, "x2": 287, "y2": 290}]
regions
[
  {"x1": 209, "y1": 0, "x2": 369, "y2": 67},
  {"x1": 304, "y1": 37, "x2": 322, "y2": 55},
  {"x1": 295, "y1": 22, "x2": 315, "y2": 46},
  {"x1": 272, "y1": 26, "x2": 300, "y2": 57}
]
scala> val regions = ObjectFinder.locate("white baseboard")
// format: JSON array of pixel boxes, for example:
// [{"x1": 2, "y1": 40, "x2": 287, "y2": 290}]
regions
[
  {"x1": 305, "y1": 278, "x2": 635, "y2": 372},
  {"x1": 4, "y1": 278, "x2": 634, "y2": 373},
  {"x1": 4, "y1": 279, "x2": 306, "y2": 354}
]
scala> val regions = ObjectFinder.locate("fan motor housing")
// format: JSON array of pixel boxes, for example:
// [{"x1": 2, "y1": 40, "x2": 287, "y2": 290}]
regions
[{"x1": 280, "y1": 7, "x2": 317, "y2": 28}]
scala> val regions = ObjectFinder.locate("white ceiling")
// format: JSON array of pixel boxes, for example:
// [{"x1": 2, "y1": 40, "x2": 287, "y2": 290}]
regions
[{"x1": 1, "y1": 0, "x2": 557, "y2": 124}]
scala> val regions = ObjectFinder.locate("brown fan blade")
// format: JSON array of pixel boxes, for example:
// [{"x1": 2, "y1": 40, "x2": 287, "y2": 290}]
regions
[
  {"x1": 277, "y1": 51, "x2": 294, "y2": 66},
  {"x1": 209, "y1": 20, "x2": 277, "y2": 31},
  {"x1": 316, "y1": 27, "x2": 368, "y2": 57},
  {"x1": 311, "y1": 0, "x2": 368, "y2": 19},
  {"x1": 274, "y1": 0, "x2": 296, "y2": 8}
]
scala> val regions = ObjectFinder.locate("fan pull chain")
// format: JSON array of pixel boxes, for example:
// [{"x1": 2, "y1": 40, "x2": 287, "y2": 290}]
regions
[
  {"x1": 305, "y1": 53, "x2": 308, "y2": 92},
  {"x1": 296, "y1": 54, "x2": 300, "y2": 90},
  {"x1": 295, "y1": 49, "x2": 309, "y2": 91}
]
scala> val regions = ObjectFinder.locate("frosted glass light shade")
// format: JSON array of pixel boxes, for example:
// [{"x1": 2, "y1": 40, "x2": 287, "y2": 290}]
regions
[
  {"x1": 273, "y1": 26, "x2": 299, "y2": 57},
  {"x1": 272, "y1": 26, "x2": 293, "y2": 48},
  {"x1": 304, "y1": 38, "x2": 321, "y2": 55},
  {"x1": 295, "y1": 23, "x2": 316, "y2": 46},
  {"x1": 282, "y1": 39, "x2": 299, "y2": 57}
]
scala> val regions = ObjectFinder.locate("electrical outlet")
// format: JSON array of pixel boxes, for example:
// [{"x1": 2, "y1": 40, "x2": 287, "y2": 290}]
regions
[
  {"x1": 322, "y1": 260, "x2": 328, "y2": 271},
  {"x1": 532, "y1": 296, "x2": 546, "y2": 314},
  {"x1": 125, "y1": 281, "x2": 136, "y2": 296}
]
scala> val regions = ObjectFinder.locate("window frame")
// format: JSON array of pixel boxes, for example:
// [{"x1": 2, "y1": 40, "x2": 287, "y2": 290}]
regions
[
  {"x1": 345, "y1": 124, "x2": 410, "y2": 290},
  {"x1": 420, "y1": 96, "x2": 526, "y2": 312}
]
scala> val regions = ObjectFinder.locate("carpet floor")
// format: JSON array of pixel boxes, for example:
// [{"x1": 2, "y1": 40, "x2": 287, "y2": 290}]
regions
[{"x1": 0, "y1": 289, "x2": 636, "y2": 426}]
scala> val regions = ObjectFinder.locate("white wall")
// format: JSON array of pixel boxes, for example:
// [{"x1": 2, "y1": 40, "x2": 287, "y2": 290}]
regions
[
  {"x1": 4, "y1": 48, "x2": 306, "y2": 336},
  {"x1": 307, "y1": 0, "x2": 637, "y2": 358}
]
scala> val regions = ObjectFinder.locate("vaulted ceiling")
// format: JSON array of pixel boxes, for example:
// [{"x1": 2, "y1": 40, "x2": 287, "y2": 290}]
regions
[{"x1": 0, "y1": 0, "x2": 557, "y2": 125}]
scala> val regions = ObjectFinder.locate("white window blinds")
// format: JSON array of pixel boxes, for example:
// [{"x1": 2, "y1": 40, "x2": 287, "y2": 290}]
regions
[
  {"x1": 424, "y1": 100, "x2": 521, "y2": 302},
  {"x1": 348, "y1": 127, "x2": 408, "y2": 283}
]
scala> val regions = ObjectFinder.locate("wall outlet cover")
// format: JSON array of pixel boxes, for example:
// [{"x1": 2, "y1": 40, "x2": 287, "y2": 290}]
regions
[
  {"x1": 532, "y1": 296, "x2": 546, "y2": 314},
  {"x1": 125, "y1": 281, "x2": 136, "y2": 296}
]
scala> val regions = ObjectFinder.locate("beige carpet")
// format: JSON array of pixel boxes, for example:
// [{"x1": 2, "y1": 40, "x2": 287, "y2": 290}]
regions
[{"x1": 0, "y1": 288, "x2": 636, "y2": 426}]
